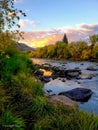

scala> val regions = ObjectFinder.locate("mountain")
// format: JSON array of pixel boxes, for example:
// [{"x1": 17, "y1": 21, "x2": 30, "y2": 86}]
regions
[{"x1": 15, "y1": 43, "x2": 35, "y2": 51}]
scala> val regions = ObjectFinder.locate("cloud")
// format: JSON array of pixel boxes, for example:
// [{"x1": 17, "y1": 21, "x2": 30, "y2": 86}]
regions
[
  {"x1": 76, "y1": 23, "x2": 98, "y2": 31},
  {"x1": 19, "y1": 19, "x2": 39, "y2": 28},
  {"x1": 19, "y1": 23, "x2": 98, "y2": 48},
  {"x1": 14, "y1": 0, "x2": 23, "y2": 3},
  {"x1": 20, "y1": 32, "x2": 63, "y2": 48},
  {"x1": 67, "y1": 23, "x2": 98, "y2": 41}
]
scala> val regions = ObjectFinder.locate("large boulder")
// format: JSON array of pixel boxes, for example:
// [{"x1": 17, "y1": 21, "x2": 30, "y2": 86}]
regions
[
  {"x1": 59, "y1": 88, "x2": 93, "y2": 102},
  {"x1": 49, "y1": 95, "x2": 77, "y2": 107}
]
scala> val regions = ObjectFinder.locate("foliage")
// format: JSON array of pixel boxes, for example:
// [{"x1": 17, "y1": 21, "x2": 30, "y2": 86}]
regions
[
  {"x1": 89, "y1": 34, "x2": 98, "y2": 58},
  {"x1": 92, "y1": 44, "x2": 98, "y2": 59},
  {"x1": 81, "y1": 48, "x2": 91, "y2": 60},
  {"x1": 30, "y1": 37, "x2": 98, "y2": 60},
  {"x1": 0, "y1": 0, "x2": 26, "y2": 56},
  {"x1": 30, "y1": 42, "x2": 71, "y2": 59},
  {"x1": 89, "y1": 34, "x2": 98, "y2": 45},
  {"x1": 68, "y1": 41, "x2": 88, "y2": 59},
  {"x1": 0, "y1": 0, "x2": 26, "y2": 31},
  {"x1": 0, "y1": 31, "x2": 16, "y2": 55},
  {"x1": 0, "y1": 48, "x2": 34, "y2": 85}
]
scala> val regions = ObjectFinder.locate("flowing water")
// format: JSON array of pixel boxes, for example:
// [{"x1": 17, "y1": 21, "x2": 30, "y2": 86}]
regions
[{"x1": 32, "y1": 58, "x2": 98, "y2": 114}]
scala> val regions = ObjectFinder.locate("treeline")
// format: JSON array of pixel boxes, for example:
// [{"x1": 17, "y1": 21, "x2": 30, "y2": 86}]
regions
[{"x1": 29, "y1": 34, "x2": 98, "y2": 60}]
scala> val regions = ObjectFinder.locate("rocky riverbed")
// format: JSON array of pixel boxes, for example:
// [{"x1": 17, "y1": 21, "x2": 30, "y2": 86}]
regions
[{"x1": 32, "y1": 58, "x2": 98, "y2": 114}]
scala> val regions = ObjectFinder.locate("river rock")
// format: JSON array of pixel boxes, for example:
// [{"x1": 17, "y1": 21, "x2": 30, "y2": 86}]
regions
[
  {"x1": 42, "y1": 63, "x2": 51, "y2": 70},
  {"x1": 59, "y1": 88, "x2": 93, "y2": 102},
  {"x1": 67, "y1": 72, "x2": 79, "y2": 78},
  {"x1": 41, "y1": 76, "x2": 51, "y2": 83},
  {"x1": 49, "y1": 95, "x2": 77, "y2": 107},
  {"x1": 77, "y1": 74, "x2": 94, "y2": 80},
  {"x1": 86, "y1": 65, "x2": 98, "y2": 71},
  {"x1": 34, "y1": 69, "x2": 44, "y2": 76}
]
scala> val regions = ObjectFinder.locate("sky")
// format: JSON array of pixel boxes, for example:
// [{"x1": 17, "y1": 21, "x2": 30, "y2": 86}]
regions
[{"x1": 14, "y1": 0, "x2": 98, "y2": 48}]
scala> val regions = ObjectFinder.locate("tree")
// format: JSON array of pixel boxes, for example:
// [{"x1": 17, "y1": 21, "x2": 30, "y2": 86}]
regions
[
  {"x1": 0, "y1": 0, "x2": 26, "y2": 31},
  {"x1": 89, "y1": 34, "x2": 98, "y2": 45},
  {"x1": 68, "y1": 41, "x2": 87, "y2": 59},
  {"x1": 89, "y1": 34, "x2": 98, "y2": 58},
  {"x1": 62, "y1": 33, "x2": 68, "y2": 44},
  {"x1": 0, "y1": 0, "x2": 26, "y2": 55}
]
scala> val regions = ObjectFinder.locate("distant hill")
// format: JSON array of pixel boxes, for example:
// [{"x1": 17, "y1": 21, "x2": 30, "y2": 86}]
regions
[{"x1": 15, "y1": 43, "x2": 35, "y2": 51}]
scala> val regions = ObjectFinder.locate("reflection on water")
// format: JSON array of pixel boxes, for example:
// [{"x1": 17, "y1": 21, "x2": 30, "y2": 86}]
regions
[
  {"x1": 40, "y1": 69, "x2": 52, "y2": 76},
  {"x1": 32, "y1": 58, "x2": 98, "y2": 115}
]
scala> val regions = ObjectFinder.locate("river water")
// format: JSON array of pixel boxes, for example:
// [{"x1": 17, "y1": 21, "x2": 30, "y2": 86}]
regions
[{"x1": 32, "y1": 58, "x2": 98, "y2": 115}]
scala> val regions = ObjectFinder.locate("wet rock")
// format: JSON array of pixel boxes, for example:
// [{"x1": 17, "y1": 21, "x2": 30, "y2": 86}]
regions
[
  {"x1": 41, "y1": 76, "x2": 51, "y2": 83},
  {"x1": 59, "y1": 88, "x2": 93, "y2": 102},
  {"x1": 67, "y1": 72, "x2": 79, "y2": 78},
  {"x1": 49, "y1": 95, "x2": 77, "y2": 107},
  {"x1": 78, "y1": 74, "x2": 94, "y2": 80},
  {"x1": 74, "y1": 67, "x2": 80, "y2": 70},
  {"x1": 42, "y1": 63, "x2": 51, "y2": 70},
  {"x1": 86, "y1": 65, "x2": 98, "y2": 71},
  {"x1": 62, "y1": 79, "x2": 66, "y2": 82},
  {"x1": 76, "y1": 81, "x2": 81, "y2": 84},
  {"x1": 47, "y1": 89, "x2": 52, "y2": 93},
  {"x1": 52, "y1": 68, "x2": 81, "y2": 79},
  {"x1": 34, "y1": 70, "x2": 44, "y2": 76},
  {"x1": 66, "y1": 69, "x2": 81, "y2": 74}
]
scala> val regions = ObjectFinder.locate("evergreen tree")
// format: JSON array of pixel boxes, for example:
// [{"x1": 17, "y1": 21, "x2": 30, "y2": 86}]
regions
[{"x1": 62, "y1": 33, "x2": 68, "y2": 44}]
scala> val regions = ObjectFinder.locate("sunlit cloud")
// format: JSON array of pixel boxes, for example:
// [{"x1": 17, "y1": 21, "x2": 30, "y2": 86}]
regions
[
  {"x1": 19, "y1": 23, "x2": 98, "y2": 48},
  {"x1": 19, "y1": 19, "x2": 39, "y2": 28}
]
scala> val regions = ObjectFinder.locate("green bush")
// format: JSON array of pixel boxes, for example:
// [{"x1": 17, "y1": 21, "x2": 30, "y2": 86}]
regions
[{"x1": 0, "y1": 52, "x2": 34, "y2": 85}]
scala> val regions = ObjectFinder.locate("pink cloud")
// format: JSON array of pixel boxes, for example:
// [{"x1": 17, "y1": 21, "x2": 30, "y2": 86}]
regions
[
  {"x1": 19, "y1": 19, "x2": 39, "y2": 28},
  {"x1": 19, "y1": 23, "x2": 98, "y2": 48}
]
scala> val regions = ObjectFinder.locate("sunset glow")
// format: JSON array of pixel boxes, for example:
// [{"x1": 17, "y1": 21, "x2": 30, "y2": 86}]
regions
[{"x1": 14, "y1": 0, "x2": 98, "y2": 48}]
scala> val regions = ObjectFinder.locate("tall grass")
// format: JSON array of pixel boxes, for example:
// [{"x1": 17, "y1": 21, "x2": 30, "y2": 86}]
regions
[{"x1": 0, "y1": 110, "x2": 25, "y2": 130}]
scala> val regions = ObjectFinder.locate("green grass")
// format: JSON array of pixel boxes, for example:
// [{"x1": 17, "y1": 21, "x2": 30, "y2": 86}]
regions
[{"x1": 0, "y1": 110, "x2": 25, "y2": 130}]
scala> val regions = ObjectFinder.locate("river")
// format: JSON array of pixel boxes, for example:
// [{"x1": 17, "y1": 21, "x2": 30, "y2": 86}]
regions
[{"x1": 32, "y1": 58, "x2": 98, "y2": 115}]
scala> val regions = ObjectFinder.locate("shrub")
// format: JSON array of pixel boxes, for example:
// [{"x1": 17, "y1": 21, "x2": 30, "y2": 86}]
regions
[{"x1": 0, "y1": 52, "x2": 34, "y2": 85}]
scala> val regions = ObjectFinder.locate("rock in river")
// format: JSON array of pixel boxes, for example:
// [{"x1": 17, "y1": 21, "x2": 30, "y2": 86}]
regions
[
  {"x1": 59, "y1": 88, "x2": 93, "y2": 102},
  {"x1": 86, "y1": 65, "x2": 98, "y2": 71}
]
